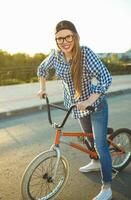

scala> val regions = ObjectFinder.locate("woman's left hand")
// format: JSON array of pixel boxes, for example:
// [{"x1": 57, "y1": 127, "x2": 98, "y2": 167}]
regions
[{"x1": 76, "y1": 100, "x2": 91, "y2": 111}]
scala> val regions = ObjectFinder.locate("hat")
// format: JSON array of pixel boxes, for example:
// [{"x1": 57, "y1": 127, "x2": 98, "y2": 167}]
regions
[{"x1": 55, "y1": 20, "x2": 78, "y2": 34}]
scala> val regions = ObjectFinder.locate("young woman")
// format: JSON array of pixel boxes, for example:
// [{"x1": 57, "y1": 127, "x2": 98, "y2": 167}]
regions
[{"x1": 37, "y1": 20, "x2": 112, "y2": 200}]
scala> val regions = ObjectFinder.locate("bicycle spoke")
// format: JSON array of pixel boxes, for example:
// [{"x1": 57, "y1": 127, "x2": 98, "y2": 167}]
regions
[
  {"x1": 22, "y1": 153, "x2": 69, "y2": 200},
  {"x1": 111, "y1": 129, "x2": 131, "y2": 170}
]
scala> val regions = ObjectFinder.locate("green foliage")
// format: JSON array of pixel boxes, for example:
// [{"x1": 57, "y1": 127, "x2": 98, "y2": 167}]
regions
[
  {"x1": 0, "y1": 49, "x2": 131, "y2": 86},
  {"x1": 0, "y1": 50, "x2": 49, "y2": 86},
  {"x1": 101, "y1": 53, "x2": 131, "y2": 75}
]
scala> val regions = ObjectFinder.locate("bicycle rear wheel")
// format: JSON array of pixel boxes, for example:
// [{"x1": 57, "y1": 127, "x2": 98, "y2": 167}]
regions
[
  {"x1": 21, "y1": 149, "x2": 69, "y2": 200},
  {"x1": 109, "y1": 128, "x2": 131, "y2": 171}
]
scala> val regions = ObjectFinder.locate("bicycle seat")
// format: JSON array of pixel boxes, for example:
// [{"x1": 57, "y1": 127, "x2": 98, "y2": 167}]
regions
[{"x1": 107, "y1": 127, "x2": 114, "y2": 134}]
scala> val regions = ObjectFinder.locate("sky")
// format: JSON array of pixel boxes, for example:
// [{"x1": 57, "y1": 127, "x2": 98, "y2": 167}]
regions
[{"x1": 0, "y1": 0, "x2": 131, "y2": 55}]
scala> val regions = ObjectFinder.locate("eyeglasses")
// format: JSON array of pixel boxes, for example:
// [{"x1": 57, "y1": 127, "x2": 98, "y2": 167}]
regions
[{"x1": 55, "y1": 34, "x2": 74, "y2": 44}]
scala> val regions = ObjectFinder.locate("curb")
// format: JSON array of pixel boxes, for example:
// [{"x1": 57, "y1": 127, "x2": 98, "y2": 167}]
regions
[
  {"x1": 107, "y1": 88, "x2": 131, "y2": 97},
  {"x1": 0, "y1": 101, "x2": 64, "y2": 120},
  {"x1": 0, "y1": 88, "x2": 131, "y2": 120}
]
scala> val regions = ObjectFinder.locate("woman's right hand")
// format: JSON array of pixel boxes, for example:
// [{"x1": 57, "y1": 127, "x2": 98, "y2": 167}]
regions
[{"x1": 37, "y1": 89, "x2": 47, "y2": 99}]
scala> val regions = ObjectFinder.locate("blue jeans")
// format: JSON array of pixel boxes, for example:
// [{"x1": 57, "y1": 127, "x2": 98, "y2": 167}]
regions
[{"x1": 79, "y1": 98, "x2": 112, "y2": 184}]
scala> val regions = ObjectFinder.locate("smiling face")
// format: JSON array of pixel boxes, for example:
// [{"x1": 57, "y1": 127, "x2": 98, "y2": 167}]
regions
[{"x1": 55, "y1": 29, "x2": 75, "y2": 56}]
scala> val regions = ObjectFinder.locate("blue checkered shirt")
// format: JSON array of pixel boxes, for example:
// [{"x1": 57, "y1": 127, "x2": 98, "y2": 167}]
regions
[{"x1": 37, "y1": 46, "x2": 112, "y2": 119}]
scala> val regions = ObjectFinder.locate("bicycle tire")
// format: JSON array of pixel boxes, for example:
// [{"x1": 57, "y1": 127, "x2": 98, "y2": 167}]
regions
[
  {"x1": 21, "y1": 149, "x2": 69, "y2": 200},
  {"x1": 109, "y1": 128, "x2": 131, "y2": 171}
]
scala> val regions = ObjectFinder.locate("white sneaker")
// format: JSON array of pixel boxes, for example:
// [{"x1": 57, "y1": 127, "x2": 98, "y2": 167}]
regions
[
  {"x1": 79, "y1": 159, "x2": 101, "y2": 172},
  {"x1": 92, "y1": 187, "x2": 112, "y2": 200}
]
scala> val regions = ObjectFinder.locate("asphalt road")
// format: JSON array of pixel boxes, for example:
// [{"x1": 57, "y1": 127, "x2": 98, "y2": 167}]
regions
[{"x1": 0, "y1": 93, "x2": 131, "y2": 200}]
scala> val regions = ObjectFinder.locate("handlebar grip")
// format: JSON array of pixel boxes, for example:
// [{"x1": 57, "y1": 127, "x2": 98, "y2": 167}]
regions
[
  {"x1": 42, "y1": 94, "x2": 95, "y2": 128},
  {"x1": 42, "y1": 93, "x2": 47, "y2": 99}
]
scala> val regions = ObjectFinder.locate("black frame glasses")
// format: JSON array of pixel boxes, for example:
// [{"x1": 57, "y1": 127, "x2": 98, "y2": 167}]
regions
[{"x1": 55, "y1": 34, "x2": 74, "y2": 45}]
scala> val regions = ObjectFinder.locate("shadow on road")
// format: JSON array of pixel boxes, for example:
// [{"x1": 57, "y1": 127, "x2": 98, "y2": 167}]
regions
[{"x1": 82, "y1": 166, "x2": 131, "y2": 200}]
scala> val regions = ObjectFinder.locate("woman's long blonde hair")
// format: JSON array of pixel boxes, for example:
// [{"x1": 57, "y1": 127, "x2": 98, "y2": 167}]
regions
[
  {"x1": 71, "y1": 33, "x2": 83, "y2": 99},
  {"x1": 55, "y1": 20, "x2": 83, "y2": 99}
]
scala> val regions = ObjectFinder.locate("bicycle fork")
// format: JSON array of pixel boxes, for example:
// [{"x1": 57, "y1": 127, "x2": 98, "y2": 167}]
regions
[{"x1": 50, "y1": 144, "x2": 61, "y2": 181}]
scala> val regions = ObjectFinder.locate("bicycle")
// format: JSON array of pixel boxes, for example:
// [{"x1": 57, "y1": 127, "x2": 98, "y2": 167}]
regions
[{"x1": 21, "y1": 95, "x2": 131, "y2": 200}]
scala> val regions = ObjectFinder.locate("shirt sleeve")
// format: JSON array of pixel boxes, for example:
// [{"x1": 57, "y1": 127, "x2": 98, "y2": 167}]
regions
[
  {"x1": 37, "y1": 49, "x2": 55, "y2": 77},
  {"x1": 85, "y1": 47, "x2": 112, "y2": 94}
]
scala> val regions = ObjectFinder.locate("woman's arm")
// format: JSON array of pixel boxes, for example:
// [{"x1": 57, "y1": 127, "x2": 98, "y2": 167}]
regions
[
  {"x1": 37, "y1": 77, "x2": 46, "y2": 99},
  {"x1": 77, "y1": 47, "x2": 112, "y2": 111},
  {"x1": 86, "y1": 47, "x2": 112, "y2": 94},
  {"x1": 77, "y1": 93, "x2": 101, "y2": 111},
  {"x1": 37, "y1": 50, "x2": 55, "y2": 99}
]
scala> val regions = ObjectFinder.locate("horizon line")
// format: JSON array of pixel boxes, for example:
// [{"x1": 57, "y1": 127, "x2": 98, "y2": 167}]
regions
[{"x1": 0, "y1": 48, "x2": 131, "y2": 56}]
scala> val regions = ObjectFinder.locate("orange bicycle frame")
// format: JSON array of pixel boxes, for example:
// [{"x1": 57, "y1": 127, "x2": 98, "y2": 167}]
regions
[{"x1": 54, "y1": 129, "x2": 125, "y2": 159}]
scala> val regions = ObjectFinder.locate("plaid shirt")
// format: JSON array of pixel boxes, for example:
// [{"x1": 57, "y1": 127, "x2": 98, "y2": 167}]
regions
[{"x1": 37, "y1": 46, "x2": 112, "y2": 119}]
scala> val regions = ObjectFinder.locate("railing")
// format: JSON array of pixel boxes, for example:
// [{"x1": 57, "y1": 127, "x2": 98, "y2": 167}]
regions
[
  {"x1": 0, "y1": 66, "x2": 56, "y2": 86},
  {"x1": 0, "y1": 67, "x2": 37, "y2": 86}
]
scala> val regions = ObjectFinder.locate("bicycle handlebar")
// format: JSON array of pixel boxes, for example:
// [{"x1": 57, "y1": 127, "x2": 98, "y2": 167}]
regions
[{"x1": 43, "y1": 94, "x2": 94, "y2": 128}]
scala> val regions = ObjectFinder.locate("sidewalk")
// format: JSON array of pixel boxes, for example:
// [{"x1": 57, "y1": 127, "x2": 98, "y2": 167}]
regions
[{"x1": 0, "y1": 74, "x2": 131, "y2": 119}]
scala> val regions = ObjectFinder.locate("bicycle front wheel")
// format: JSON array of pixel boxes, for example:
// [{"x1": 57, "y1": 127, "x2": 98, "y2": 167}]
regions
[
  {"x1": 21, "y1": 150, "x2": 69, "y2": 200},
  {"x1": 110, "y1": 128, "x2": 131, "y2": 171}
]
